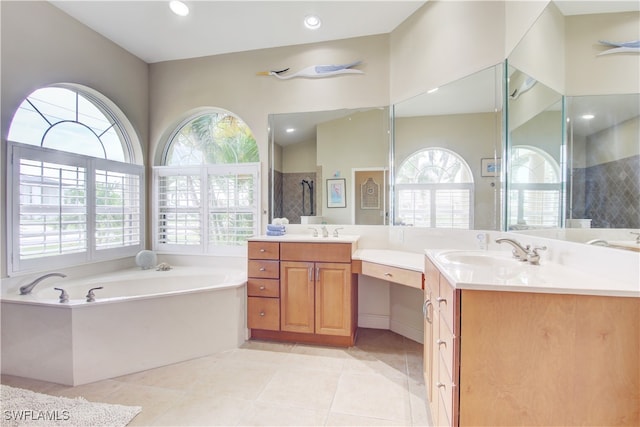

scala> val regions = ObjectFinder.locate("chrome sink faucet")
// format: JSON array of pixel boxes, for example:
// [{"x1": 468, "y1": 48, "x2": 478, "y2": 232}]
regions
[
  {"x1": 495, "y1": 238, "x2": 546, "y2": 265},
  {"x1": 495, "y1": 238, "x2": 530, "y2": 261},
  {"x1": 321, "y1": 226, "x2": 329, "y2": 238},
  {"x1": 308, "y1": 227, "x2": 318, "y2": 237},
  {"x1": 20, "y1": 272, "x2": 67, "y2": 295}
]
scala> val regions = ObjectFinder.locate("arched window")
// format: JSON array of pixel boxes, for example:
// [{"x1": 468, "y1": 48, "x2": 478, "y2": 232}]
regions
[
  {"x1": 154, "y1": 110, "x2": 260, "y2": 255},
  {"x1": 6, "y1": 85, "x2": 143, "y2": 274},
  {"x1": 395, "y1": 148, "x2": 474, "y2": 228},
  {"x1": 508, "y1": 145, "x2": 561, "y2": 228}
]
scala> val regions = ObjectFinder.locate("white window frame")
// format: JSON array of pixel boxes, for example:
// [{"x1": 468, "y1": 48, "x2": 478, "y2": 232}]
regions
[
  {"x1": 153, "y1": 163, "x2": 260, "y2": 256},
  {"x1": 7, "y1": 142, "x2": 144, "y2": 275}
]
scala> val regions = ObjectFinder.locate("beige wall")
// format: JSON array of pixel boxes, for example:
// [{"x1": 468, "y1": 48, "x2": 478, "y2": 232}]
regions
[
  {"x1": 317, "y1": 109, "x2": 389, "y2": 224},
  {"x1": 586, "y1": 116, "x2": 640, "y2": 167},
  {"x1": 149, "y1": 35, "x2": 390, "y2": 228},
  {"x1": 281, "y1": 139, "x2": 316, "y2": 173},
  {"x1": 566, "y1": 12, "x2": 640, "y2": 96},
  {"x1": 390, "y1": 1, "x2": 505, "y2": 105},
  {"x1": 0, "y1": 1, "x2": 149, "y2": 277},
  {"x1": 508, "y1": 1, "x2": 565, "y2": 94}
]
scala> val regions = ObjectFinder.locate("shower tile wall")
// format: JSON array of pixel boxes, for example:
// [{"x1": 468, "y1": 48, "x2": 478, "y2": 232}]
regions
[
  {"x1": 273, "y1": 170, "x2": 283, "y2": 219},
  {"x1": 571, "y1": 155, "x2": 640, "y2": 228},
  {"x1": 281, "y1": 172, "x2": 317, "y2": 224}
]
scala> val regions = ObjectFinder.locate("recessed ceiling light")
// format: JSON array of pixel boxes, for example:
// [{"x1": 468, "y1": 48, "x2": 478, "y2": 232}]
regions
[
  {"x1": 169, "y1": 1, "x2": 189, "y2": 17},
  {"x1": 304, "y1": 15, "x2": 322, "y2": 30},
  {"x1": 581, "y1": 114, "x2": 595, "y2": 120},
  {"x1": 286, "y1": 128, "x2": 295, "y2": 133}
]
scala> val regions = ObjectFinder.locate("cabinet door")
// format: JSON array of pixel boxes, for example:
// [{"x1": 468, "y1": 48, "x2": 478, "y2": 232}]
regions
[
  {"x1": 280, "y1": 261, "x2": 315, "y2": 333},
  {"x1": 424, "y1": 258, "x2": 439, "y2": 423},
  {"x1": 315, "y1": 262, "x2": 352, "y2": 336}
]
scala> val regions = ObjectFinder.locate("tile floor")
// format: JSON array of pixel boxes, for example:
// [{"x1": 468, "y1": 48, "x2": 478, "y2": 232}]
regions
[{"x1": 1, "y1": 328, "x2": 430, "y2": 426}]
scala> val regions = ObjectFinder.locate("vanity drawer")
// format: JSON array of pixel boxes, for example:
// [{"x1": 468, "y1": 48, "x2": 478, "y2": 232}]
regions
[
  {"x1": 280, "y1": 242, "x2": 352, "y2": 263},
  {"x1": 362, "y1": 261, "x2": 423, "y2": 289},
  {"x1": 438, "y1": 351, "x2": 455, "y2": 426},
  {"x1": 248, "y1": 260, "x2": 280, "y2": 279},
  {"x1": 248, "y1": 241, "x2": 280, "y2": 260},
  {"x1": 247, "y1": 297, "x2": 280, "y2": 331},
  {"x1": 439, "y1": 318, "x2": 455, "y2": 381},
  {"x1": 247, "y1": 278, "x2": 279, "y2": 298},
  {"x1": 438, "y1": 276, "x2": 456, "y2": 332}
]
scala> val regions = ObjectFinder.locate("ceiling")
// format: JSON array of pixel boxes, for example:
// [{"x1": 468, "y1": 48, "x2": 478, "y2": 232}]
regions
[{"x1": 49, "y1": 1, "x2": 426, "y2": 64}]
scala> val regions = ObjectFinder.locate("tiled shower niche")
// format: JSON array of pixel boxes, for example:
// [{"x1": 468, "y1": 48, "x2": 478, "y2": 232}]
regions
[{"x1": 570, "y1": 154, "x2": 640, "y2": 228}]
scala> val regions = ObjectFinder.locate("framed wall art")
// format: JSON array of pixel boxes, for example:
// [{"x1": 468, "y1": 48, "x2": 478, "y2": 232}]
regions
[
  {"x1": 481, "y1": 158, "x2": 501, "y2": 177},
  {"x1": 327, "y1": 178, "x2": 346, "y2": 208}
]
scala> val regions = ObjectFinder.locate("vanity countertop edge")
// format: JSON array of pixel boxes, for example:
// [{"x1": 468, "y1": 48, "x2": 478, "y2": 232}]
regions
[{"x1": 425, "y1": 249, "x2": 640, "y2": 298}]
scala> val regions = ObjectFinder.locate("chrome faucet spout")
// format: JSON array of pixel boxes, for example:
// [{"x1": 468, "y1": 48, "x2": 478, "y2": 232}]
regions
[
  {"x1": 19, "y1": 272, "x2": 67, "y2": 295},
  {"x1": 495, "y1": 238, "x2": 529, "y2": 261}
]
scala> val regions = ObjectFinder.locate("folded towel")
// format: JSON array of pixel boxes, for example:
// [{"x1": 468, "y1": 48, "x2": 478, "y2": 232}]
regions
[
  {"x1": 266, "y1": 230, "x2": 286, "y2": 236},
  {"x1": 267, "y1": 224, "x2": 286, "y2": 232}
]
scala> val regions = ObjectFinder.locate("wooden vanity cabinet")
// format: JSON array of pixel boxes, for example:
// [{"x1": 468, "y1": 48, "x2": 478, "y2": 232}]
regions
[
  {"x1": 247, "y1": 241, "x2": 280, "y2": 331},
  {"x1": 248, "y1": 240, "x2": 357, "y2": 347},
  {"x1": 424, "y1": 257, "x2": 640, "y2": 427}
]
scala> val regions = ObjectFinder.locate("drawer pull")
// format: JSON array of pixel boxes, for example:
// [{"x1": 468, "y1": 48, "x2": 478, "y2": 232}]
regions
[
  {"x1": 437, "y1": 339, "x2": 447, "y2": 348},
  {"x1": 437, "y1": 297, "x2": 447, "y2": 305},
  {"x1": 259, "y1": 286, "x2": 266, "y2": 290},
  {"x1": 259, "y1": 311, "x2": 265, "y2": 317},
  {"x1": 437, "y1": 382, "x2": 446, "y2": 389},
  {"x1": 260, "y1": 248, "x2": 266, "y2": 252},
  {"x1": 384, "y1": 272, "x2": 393, "y2": 277},
  {"x1": 259, "y1": 267, "x2": 266, "y2": 271}
]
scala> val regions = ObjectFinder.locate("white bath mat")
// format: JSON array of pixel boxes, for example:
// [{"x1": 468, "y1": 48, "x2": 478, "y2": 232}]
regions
[{"x1": 0, "y1": 384, "x2": 141, "y2": 427}]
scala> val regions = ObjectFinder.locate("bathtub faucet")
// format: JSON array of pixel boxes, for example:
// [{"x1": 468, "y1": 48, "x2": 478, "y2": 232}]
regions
[{"x1": 19, "y1": 272, "x2": 67, "y2": 295}]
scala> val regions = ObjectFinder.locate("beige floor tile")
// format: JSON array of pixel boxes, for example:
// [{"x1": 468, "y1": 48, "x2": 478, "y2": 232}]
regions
[
  {"x1": 239, "y1": 400, "x2": 328, "y2": 426},
  {"x1": 151, "y1": 393, "x2": 251, "y2": 426},
  {"x1": 326, "y1": 411, "x2": 406, "y2": 426},
  {"x1": 0, "y1": 374, "x2": 66, "y2": 395},
  {"x1": 93, "y1": 382, "x2": 186, "y2": 426},
  {"x1": 408, "y1": 377, "x2": 430, "y2": 426},
  {"x1": 114, "y1": 356, "x2": 220, "y2": 391},
  {"x1": 52, "y1": 379, "x2": 127, "y2": 401},
  {"x1": 331, "y1": 372, "x2": 411, "y2": 422},
  {"x1": 258, "y1": 368, "x2": 341, "y2": 411},
  {"x1": 283, "y1": 351, "x2": 348, "y2": 373},
  {"x1": 190, "y1": 359, "x2": 278, "y2": 400},
  {"x1": 344, "y1": 347, "x2": 408, "y2": 379}
]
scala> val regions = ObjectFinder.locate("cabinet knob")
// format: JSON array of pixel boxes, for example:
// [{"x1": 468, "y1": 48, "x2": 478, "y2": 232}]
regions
[
  {"x1": 384, "y1": 272, "x2": 392, "y2": 277},
  {"x1": 437, "y1": 297, "x2": 447, "y2": 305},
  {"x1": 437, "y1": 382, "x2": 446, "y2": 389},
  {"x1": 437, "y1": 339, "x2": 446, "y2": 348},
  {"x1": 259, "y1": 286, "x2": 266, "y2": 290},
  {"x1": 260, "y1": 248, "x2": 266, "y2": 252},
  {"x1": 259, "y1": 312, "x2": 265, "y2": 317},
  {"x1": 259, "y1": 267, "x2": 266, "y2": 271}
]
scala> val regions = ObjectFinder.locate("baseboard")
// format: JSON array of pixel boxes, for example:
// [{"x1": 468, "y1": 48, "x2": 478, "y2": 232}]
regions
[
  {"x1": 390, "y1": 319, "x2": 424, "y2": 344},
  {"x1": 358, "y1": 313, "x2": 390, "y2": 329}
]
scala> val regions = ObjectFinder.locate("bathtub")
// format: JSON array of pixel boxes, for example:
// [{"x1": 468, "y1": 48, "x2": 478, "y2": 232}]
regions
[{"x1": 1, "y1": 266, "x2": 247, "y2": 386}]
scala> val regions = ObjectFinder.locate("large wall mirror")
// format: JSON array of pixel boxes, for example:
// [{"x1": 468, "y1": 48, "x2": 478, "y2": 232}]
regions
[
  {"x1": 392, "y1": 64, "x2": 503, "y2": 230},
  {"x1": 507, "y1": 0, "x2": 640, "y2": 249},
  {"x1": 268, "y1": 107, "x2": 390, "y2": 225}
]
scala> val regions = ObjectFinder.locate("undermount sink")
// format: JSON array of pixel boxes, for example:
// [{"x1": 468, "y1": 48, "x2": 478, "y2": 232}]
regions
[{"x1": 436, "y1": 250, "x2": 523, "y2": 269}]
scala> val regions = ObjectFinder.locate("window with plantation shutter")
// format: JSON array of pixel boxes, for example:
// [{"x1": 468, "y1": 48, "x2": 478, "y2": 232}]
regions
[
  {"x1": 508, "y1": 146, "x2": 561, "y2": 229},
  {"x1": 154, "y1": 111, "x2": 260, "y2": 255},
  {"x1": 395, "y1": 148, "x2": 474, "y2": 228},
  {"x1": 6, "y1": 86, "x2": 143, "y2": 275}
]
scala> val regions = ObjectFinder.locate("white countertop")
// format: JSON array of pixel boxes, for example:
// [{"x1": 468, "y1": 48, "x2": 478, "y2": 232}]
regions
[
  {"x1": 353, "y1": 249, "x2": 424, "y2": 272},
  {"x1": 249, "y1": 234, "x2": 360, "y2": 244},
  {"x1": 426, "y1": 249, "x2": 640, "y2": 298}
]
